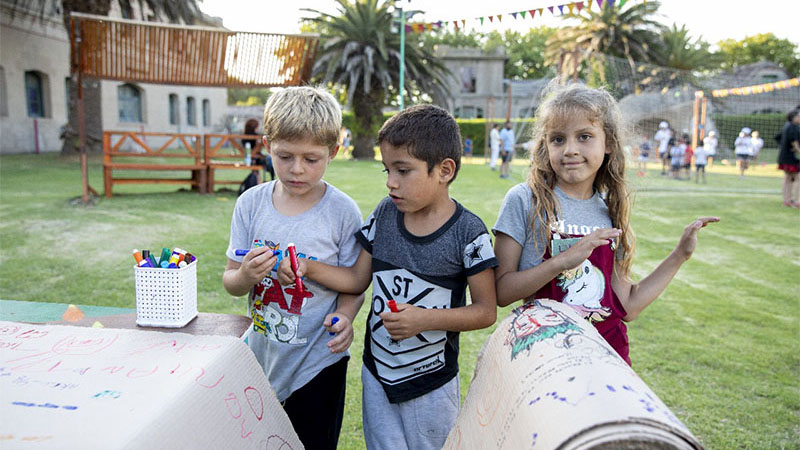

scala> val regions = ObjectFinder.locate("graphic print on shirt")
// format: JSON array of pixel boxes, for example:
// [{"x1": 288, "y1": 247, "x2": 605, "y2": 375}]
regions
[
  {"x1": 369, "y1": 268, "x2": 451, "y2": 385},
  {"x1": 249, "y1": 243, "x2": 317, "y2": 345},
  {"x1": 556, "y1": 260, "x2": 611, "y2": 323}
]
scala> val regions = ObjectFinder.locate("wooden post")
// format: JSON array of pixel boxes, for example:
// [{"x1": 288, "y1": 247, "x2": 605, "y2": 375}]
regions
[{"x1": 691, "y1": 91, "x2": 701, "y2": 150}]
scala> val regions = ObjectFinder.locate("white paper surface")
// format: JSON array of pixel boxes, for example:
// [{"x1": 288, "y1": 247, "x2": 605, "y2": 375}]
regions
[
  {"x1": 0, "y1": 321, "x2": 302, "y2": 450},
  {"x1": 444, "y1": 299, "x2": 704, "y2": 450}
]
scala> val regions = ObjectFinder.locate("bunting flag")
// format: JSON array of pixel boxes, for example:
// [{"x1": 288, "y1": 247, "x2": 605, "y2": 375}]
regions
[
  {"x1": 402, "y1": 0, "x2": 642, "y2": 34},
  {"x1": 711, "y1": 77, "x2": 800, "y2": 98}
]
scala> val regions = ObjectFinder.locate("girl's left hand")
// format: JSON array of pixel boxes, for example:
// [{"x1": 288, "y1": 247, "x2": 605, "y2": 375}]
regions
[
  {"x1": 675, "y1": 217, "x2": 720, "y2": 261},
  {"x1": 325, "y1": 314, "x2": 354, "y2": 354},
  {"x1": 380, "y1": 303, "x2": 425, "y2": 341}
]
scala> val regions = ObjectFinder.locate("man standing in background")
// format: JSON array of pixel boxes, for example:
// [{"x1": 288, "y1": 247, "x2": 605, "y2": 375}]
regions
[
  {"x1": 499, "y1": 121, "x2": 516, "y2": 179},
  {"x1": 489, "y1": 123, "x2": 501, "y2": 171}
]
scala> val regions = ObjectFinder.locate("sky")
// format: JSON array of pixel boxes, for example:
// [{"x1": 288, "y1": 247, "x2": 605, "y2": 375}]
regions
[{"x1": 198, "y1": 0, "x2": 800, "y2": 46}]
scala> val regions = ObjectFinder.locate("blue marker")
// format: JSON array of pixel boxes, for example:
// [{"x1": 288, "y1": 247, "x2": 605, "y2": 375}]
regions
[
  {"x1": 235, "y1": 249, "x2": 280, "y2": 256},
  {"x1": 328, "y1": 316, "x2": 339, "y2": 336}
]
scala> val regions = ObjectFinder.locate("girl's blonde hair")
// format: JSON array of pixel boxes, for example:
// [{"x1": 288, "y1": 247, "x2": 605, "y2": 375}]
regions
[{"x1": 528, "y1": 80, "x2": 635, "y2": 279}]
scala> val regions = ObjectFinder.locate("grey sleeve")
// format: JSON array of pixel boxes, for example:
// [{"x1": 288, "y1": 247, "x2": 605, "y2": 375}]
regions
[
  {"x1": 225, "y1": 192, "x2": 253, "y2": 262},
  {"x1": 492, "y1": 184, "x2": 532, "y2": 247},
  {"x1": 337, "y1": 196, "x2": 363, "y2": 267}
]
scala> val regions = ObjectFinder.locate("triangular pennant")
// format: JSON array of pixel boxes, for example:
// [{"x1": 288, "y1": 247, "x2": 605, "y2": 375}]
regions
[
  {"x1": 597, "y1": 0, "x2": 603, "y2": 8},
  {"x1": 416, "y1": 23, "x2": 424, "y2": 33},
  {"x1": 520, "y1": 10, "x2": 527, "y2": 18},
  {"x1": 426, "y1": 23, "x2": 433, "y2": 31},
  {"x1": 436, "y1": 20, "x2": 443, "y2": 28},
  {"x1": 453, "y1": 21, "x2": 458, "y2": 30},
  {"x1": 479, "y1": 16, "x2": 484, "y2": 25},
  {"x1": 619, "y1": 0, "x2": 626, "y2": 6},
  {"x1": 587, "y1": 0, "x2": 593, "y2": 10},
  {"x1": 529, "y1": 9, "x2": 536, "y2": 18},
  {"x1": 488, "y1": 15, "x2": 493, "y2": 22},
  {"x1": 567, "y1": 3, "x2": 575, "y2": 14},
  {"x1": 537, "y1": 8, "x2": 543, "y2": 16},
  {"x1": 497, "y1": 14, "x2": 502, "y2": 21},
  {"x1": 576, "y1": 2, "x2": 584, "y2": 12},
  {"x1": 608, "y1": 0, "x2": 615, "y2": 7},
  {"x1": 558, "y1": 4, "x2": 565, "y2": 14},
  {"x1": 548, "y1": 6, "x2": 554, "y2": 14},
  {"x1": 512, "y1": 12, "x2": 518, "y2": 19},
  {"x1": 461, "y1": 19, "x2": 466, "y2": 28},
  {"x1": 405, "y1": 24, "x2": 412, "y2": 33}
]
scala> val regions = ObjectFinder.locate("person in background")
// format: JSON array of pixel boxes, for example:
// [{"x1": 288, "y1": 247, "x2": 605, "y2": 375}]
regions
[
  {"x1": 243, "y1": 118, "x2": 274, "y2": 181},
  {"x1": 654, "y1": 121, "x2": 672, "y2": 175},
  {"x1": 703, "y1": 130, "x2": 718, "y2": 168},
  {"x1": 734, "y1": 127, "x2": 754, "y2": 178},
  {"x1": 489, "y1": 123, "x2": 501, "y2": 170},
  {"x1": 778, "y1": 109, "x2": 800, "y2": 208},
  {"x1": 464, "y1": 135, "x2": 473, "y2": 161},
  {"x1": 751, "y1": 130, "x2": 764, "y2": 163},
  {"x1": 499, "y1": 121, "x2": 516, "y2": 179},
  {"x1": 669, "y1": 137, "x2": 684, "y2": 180},
  {"x1": 681, "y1": 133, "x2": 693, "y2": 180},
  {"x1": 694, "y1": 140, "x2": 708, "y2": 184},
  {"x1": 637, "y1": 134, "x2": 651, "y2": 176}
]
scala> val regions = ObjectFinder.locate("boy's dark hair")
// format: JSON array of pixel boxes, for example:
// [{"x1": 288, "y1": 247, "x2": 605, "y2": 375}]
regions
[
  {"x1": 789, "y1": 109, "x2": 800, "y2": 122},
  {"x1": 377, "y1": 104, "x2": 462, "y2": 183}
]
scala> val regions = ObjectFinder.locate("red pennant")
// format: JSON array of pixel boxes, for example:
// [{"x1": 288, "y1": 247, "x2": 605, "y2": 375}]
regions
[
  {"x1": 529, "y1": 9, "x2": 536, "y2": 18},
  {"x1": 488, "y1": 15, "x2": 493, "y2": 22},
  {"x1": 576, "y1": 2, "x2": 584, "y2": 12}
]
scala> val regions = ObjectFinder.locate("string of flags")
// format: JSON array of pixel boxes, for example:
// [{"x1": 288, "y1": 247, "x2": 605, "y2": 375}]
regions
[
  {"x1": 402, "y1": 0, "x2": 636, "y2": 33},
  {"x1": 712, "y1": 77, "x2": 800, "y2": 98}
]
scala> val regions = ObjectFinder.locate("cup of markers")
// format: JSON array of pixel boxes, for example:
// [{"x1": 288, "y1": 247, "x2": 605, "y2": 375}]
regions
[{"x1": 133, "y1": 246, "x2": 198, "y2": 328}]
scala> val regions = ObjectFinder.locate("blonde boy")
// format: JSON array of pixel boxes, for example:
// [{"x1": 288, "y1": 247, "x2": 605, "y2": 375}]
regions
[
  {"x1": 222, "y1": 86, "x2": 363, "y2": 450},
  {"x1": 278, "y1": 104, "x2": 498, "y2": 450}
]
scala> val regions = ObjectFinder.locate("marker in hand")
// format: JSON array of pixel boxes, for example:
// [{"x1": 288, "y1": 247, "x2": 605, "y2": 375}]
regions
[
  {"x1": 287, "y1": 243, "x2": 304, "y2": 293},
  {"x1": 328, "y1": 316, "x2": 339, "y2": 336},
  {"x1": 235, "y1": 248, "x2": 280, "y2": 256},
  {"x1": 387, "y1": 299, "x2": 399, "y2": 313}
]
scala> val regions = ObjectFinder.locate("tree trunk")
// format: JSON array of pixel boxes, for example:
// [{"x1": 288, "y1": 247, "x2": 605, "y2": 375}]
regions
[
  {"x1": 62, "y1": 77, "x2": 103, "y2": 154},
  {"x1": 351, "y1": 88, "x2": 385, "y2": 160}
]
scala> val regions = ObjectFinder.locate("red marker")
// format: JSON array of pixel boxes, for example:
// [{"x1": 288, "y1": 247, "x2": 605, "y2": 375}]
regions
[
  {"x1": 287, "y1": 243, "x2": 304, "y2": 293},
  {"x1": 387, "y1": 299, "x2": 399, "y2": 313}
]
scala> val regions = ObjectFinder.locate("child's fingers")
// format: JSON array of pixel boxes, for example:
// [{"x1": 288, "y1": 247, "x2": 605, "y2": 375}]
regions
[{"x1": 695, "y1": 216, "x2": 720, "y2": 227}]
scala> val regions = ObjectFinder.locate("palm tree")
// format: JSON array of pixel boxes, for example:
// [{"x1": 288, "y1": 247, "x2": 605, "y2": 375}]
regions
[
  {"x1": 545, "y1": 0, "x2": 664, "y2": 80},
  {"x1": 304, "y1": 0, "x2": 451, "y2": 160},
  {"x1": 657, "y1": 23, "x2": 714, "y2": 71}
]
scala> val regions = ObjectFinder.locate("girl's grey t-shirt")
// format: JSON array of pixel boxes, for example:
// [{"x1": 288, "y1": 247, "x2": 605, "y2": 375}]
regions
[
  {"x1": 492, "y1": 183, "x2": 612, "y2": 272},
  {"x1": 227, "y1": 180, "x2": 362, "y2": 402}
]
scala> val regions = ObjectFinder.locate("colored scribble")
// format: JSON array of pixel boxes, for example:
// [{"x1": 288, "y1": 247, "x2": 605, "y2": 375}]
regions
[
  {"x1": 506, "y1": 300, "x2": 581, "y2": 360},
  {"x1": 11, "y1": 401, "x2": 77, "y2": 410}
]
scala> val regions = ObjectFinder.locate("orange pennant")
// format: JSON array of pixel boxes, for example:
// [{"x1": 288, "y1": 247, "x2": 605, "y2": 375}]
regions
[{"x1": 497, "y1": 14, "x2": 502, "y2": 21}]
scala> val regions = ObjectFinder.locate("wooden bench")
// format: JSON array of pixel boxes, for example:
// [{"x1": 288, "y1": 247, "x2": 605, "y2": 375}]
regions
[
  {"x1": 204, "y1": 133, "x2": 266, "y2": 192},
  {"x1": 102, "y1": 131, "x2": 207, "y2": 197}
]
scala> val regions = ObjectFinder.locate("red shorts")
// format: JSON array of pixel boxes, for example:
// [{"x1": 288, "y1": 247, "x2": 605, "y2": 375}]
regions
[{"x1": 779, "y1": 164, "x2": 800, "y2": 173}]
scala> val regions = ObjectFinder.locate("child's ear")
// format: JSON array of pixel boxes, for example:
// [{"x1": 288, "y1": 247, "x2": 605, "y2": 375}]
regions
[
  {"x1": 439, "y1": 158, "x2": 456, "y2": 183},
  {"x1": 262, "y1": 136, "x2": 271, "y2": 153},
  {"x1": 328, "y1": 144, "x2": 340, "y2": 162}
]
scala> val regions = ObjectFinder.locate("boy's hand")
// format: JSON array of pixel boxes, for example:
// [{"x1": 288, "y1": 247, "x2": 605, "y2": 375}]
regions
[
  {"x1": 380, "y1": 303, "x2": 426, "y2": 341},
  {"x1": 325, "y1": 314, "x2": 354, "y2": 353},
  {"x1": 276, "y1": 257, "x2": 308, "y2": 286},
  {"x1": 674, "y1": 217, "x2": 720, "y2": 261},
  {"x1": 555, "y1": 228, "x2": 621, "y2": 271},
  {"x1": 239, "y1": 247, "x2": 278, "y2": 285}
]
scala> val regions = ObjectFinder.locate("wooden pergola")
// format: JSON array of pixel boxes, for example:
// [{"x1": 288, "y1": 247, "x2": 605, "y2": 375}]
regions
[{"x1": 69, "y1": 13, "x2": 320, "y2": 202}]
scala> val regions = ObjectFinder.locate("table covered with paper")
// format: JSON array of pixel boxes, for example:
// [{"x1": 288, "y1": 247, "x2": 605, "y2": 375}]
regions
[{"x1": 0, "y1": 321, "x2": 302, "y2": 449}]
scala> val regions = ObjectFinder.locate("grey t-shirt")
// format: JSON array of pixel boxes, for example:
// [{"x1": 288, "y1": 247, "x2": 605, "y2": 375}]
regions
[
  {"x1": 227, "y1": 180, "x2": 362, "y2": 401},
  {"x1": 492, "y1": 183, "x2": 612, "y2": 272},
  {"x1": 357, "y1": 197, "x2": 498, "y2": 403}
]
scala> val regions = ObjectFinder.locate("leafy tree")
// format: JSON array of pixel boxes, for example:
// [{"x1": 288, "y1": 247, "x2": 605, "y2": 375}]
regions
[
  {"x1": 657, "y1": 23, "x2": 715, "y2": 71},
  {"x1": 304, "y1": 0, "x2": 451, "y2": 160},
  {"x1": 716, "y1": 33, "x2": 800, "y2": 77},
  {"x1": 228, "y1": 88, "x2": 272, "y2": 106},
  {"x1": 485, "y1": 28, "x2": 557, "y2": 80},
  {"x1": 545, "y1": 0, "x2": 664, "y2": 79},
  {"x1": 420, "y1": 29, "x2": 483, "y2": 49}
]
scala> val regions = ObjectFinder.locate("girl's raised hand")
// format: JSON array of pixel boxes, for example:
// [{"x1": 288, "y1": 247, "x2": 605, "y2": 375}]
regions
[
  {"x1": 555, "y1": 227, "x2": 621, "y2": 271},
  {"x1": 675, "y1": 217, "x2": 720, "y2": 261}
]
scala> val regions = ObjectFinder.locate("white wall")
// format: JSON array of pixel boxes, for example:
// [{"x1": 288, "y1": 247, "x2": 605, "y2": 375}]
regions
[{"x1": 0, "y1": 7, "x2": 70, "y2": 153}]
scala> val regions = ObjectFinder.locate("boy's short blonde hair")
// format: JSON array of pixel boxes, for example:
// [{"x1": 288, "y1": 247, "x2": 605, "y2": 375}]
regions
[{"x1": 262, "y1": 86, "x2": 342, "y2": 150}]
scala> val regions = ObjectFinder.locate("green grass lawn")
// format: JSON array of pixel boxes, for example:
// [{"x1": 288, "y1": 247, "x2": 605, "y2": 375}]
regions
[{"x1": 1, "y1": 152, "x2": 798, "y2": 449}]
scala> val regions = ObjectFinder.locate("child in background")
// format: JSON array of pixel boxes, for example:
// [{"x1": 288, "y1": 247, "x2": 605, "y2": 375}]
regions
[
  {"x1": 735, "y1": 127, "x2": 754, "y2": 178},
  {"x1": 492, "y1": 81, "x2": 718, "y2": 364},
  {"x1": 703, "y1": 130, "x2": 718, "y2": 167},
  {"x1": 682, "y1": 134, "x2": 694, "y2": 181},
  {"x1": 222, "y1": 86, "x2": 364, "y2": 450},
  {"x1": 669, "y1": 137, "x2": 684, "y2": 179},
  {"x1": 464, "y1": 135, "x2": 473, "y2": 160},
  {"x1": 751, "y1": 130, "x2": 764, "y2": 163},
  {"x1": 654, "y1": 121, "x2": 671, "y2": 175},
  {"x1": 278, "y1": 104, "x2": 498, "y2": 450},
  {"x1": 637, "y1": 134, "x2": 651, "y2": 176},
  {"x1": 694, "y1": 140, "x2": 708, "y2": 184}
]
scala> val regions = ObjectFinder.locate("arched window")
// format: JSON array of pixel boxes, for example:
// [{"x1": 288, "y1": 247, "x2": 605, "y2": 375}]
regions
[
  {"x1": 118, "y1": 83, "x2": 142, "y2": 122},
  {"x1": 169, "y1": 94, "x2": 179, "y2": 125},
  {"x1": 202, "y1": 99, "x2": 210, "y2": 126},
  {"x1": 25, "y1": 71, "x2": 45, "y2": 117},
  {"x1": 186, "y1": 96, "x2": 196, "y2": 126}
]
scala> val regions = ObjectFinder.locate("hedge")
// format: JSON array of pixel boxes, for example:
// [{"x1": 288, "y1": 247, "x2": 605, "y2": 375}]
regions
[
  {"x1": 710, "y1": 113, "x2": 786, "y2": 151},
  {"x1": 342, "y1": 112, "x2": 536, "y2": 156}
]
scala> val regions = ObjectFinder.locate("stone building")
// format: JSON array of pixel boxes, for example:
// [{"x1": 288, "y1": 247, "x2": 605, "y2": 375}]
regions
[{"x1": 0, "y1": 1, "x2": 228, "y2": 154}]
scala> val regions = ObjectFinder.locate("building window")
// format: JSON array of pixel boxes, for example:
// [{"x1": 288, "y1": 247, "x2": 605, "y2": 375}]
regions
[
  {"x1": 117, "y1": 83, "x2": 142, "y2": 122},
  {"x1": 169, "y1": 94, "x2": 179, "y2": 125},
  {"x1": 25, "y1": 71, "x2": 46, "y2": 117},
  {"x1": 202, "y1": 99, "x2": 210, "y2": 126},
  {"x1": 186, "y1": 96, "x2": 196, "y2": 126},
  {"x1": 0, "y1": 66, "x2": 7, "y2": 117},
  {"x1": 476, "y1": 107, "x2": 484, "y2": 119},
  {"x1": 460, "y1": 67, "x2": 476, "y2": 93}
]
